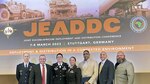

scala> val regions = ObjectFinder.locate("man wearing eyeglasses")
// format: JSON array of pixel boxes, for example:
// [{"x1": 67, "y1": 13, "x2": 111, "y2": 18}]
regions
[
  {"x1": 78, "y1": 50, "x2": 98, "y2": 84},
  {"x1": 114, "y1": 51, "x2": 134, "y2": 84}
]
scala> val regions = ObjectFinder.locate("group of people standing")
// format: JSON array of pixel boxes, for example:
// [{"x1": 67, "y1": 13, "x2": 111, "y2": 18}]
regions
[{"x1": 16, "y1": 50, "x2": 134, "y2": 84}]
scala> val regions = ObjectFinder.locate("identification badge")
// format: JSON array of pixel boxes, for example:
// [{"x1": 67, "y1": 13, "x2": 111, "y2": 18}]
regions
[
  {"x1": 19, "y1": 70, "x2": 22, "y2": 75},
  {"x1": 54, "y1": 67, "x2": 58, "y2": 70},
  {"x1": 62, "y1": 67, "x2": 66, "y2": 70},
  {"x1": 29, "y1": 66, "x2": 32, "y2": 71},
  {"x1": 70, "y1": 70, "x2": 74, "y2": 73}
]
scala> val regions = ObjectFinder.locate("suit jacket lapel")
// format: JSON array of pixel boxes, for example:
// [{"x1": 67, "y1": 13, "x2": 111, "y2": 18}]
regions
[
  {"x1": 28, "y1": 62, "x2": 31, "y2": 69},
  {"x1": 98, "y1": 62, "x2": 101, "y2": 74},
  {"x1": 38, "y1": 64, "x2": 42, "y2": 79},
  {"x1": 101, "y1": 59, "x2": 108, "y2": 72},
  {"x1": 62, "y1": 62, "x2": 65, "y2": 68},
  {"x1": 21, "y1": 63, "x2": 26, "y2": 71},
  {"x1": 46, "y1": 64, "x2": 49, "y2": 84},
  {"x1": 21, "y1": 63, "x2": 24, "y2": 68}
]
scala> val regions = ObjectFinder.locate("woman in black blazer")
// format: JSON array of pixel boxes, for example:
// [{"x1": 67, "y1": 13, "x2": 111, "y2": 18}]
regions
[{"x1": 66, "y1": 56, "x2": 82, "y2": 84}]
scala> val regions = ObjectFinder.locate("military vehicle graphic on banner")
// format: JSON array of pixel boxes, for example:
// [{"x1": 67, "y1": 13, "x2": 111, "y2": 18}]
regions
[{"x1": 0, "y1": 0, "x2": 44, "y2": 21}]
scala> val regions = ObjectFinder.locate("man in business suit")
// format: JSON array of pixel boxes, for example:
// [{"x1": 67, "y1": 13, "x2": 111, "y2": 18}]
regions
[
  {"x1": 16, "y1": 52, "x2": 35, "y2": 84},
  {"x1": 115, "y1": 51, "x2": 134, "y2": 84},
  {"x1": 29, "y1": 54, "x2": 53, "y2": 84},
  {"x1": 97, "y1": 51, "x2": 114, "y2": 84},
  {"x1": 78, "y1": 50, "x2": 98, "y2": 84},
  {"x1": 52, "y1": 53, "x2": 69, "y2": 84}
]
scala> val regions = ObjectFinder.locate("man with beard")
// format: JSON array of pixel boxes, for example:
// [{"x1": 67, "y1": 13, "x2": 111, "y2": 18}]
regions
[
  {"x1": 114, "y1": 51, "x2": 134, "y2": 84},
  {"x1": 78, "y1": 50, "x2": 98, "y2": 84}
]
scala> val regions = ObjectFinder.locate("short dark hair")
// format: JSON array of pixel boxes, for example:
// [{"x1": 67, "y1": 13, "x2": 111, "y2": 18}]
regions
[
  {"x1": 56, "y1": 53, "x2": 63, "y2": 58},
  {"x1": 83, "y1": 50, "x2": 90, "y2": 53},
  {"x1": 70, "y1": 56, "x2": 76, "y2": 61}
]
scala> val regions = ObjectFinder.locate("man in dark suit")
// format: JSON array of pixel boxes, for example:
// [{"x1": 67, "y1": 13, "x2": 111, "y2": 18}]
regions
[
  {"x1": 16, "y1": 52, "x2": 35, "y2": 84},
  {"x1": 97, "y1": 51, "x2": 115, "y2": 84},
  {"x1": 52, "y1": 53, "x2": 69, "y2": 84},
  {"x1": 29, "y1": 54, "x2": 53, "y2": 84}
]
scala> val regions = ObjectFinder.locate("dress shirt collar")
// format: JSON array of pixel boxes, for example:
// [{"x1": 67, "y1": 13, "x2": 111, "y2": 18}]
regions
[
  {"x1": 24, "y1": 62, "x2": 29, "y2": 67},
  {"x1": 58, "y1": 62, "x2": 63, "y2": 66},
  {"x1": 101, "y1": 59, "x2": 107, "y2": 65}
]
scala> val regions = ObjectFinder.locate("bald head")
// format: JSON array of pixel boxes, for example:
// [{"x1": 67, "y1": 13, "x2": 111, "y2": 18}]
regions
[
  {"x1": 117, "y1": 51, "x2": 125, "y2": 55},
  {"x1": 100, "y1": 51, "x2": 107, "y2": 61}
]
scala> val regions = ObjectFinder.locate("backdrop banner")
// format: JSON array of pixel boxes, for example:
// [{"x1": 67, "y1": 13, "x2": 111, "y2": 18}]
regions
[{"x1": 0, "y1": 0, "x2": 150, "y2": 74}]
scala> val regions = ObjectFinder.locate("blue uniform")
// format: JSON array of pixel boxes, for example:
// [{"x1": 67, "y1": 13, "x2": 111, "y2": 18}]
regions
[{"x1": 16, "y1": 62, "x2": 35, "y2": 84}]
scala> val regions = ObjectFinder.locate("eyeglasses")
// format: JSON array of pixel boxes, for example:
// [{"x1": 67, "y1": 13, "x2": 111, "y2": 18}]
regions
[{"x1": 83, "y1": 53, "x2": 89, "y2": 55}]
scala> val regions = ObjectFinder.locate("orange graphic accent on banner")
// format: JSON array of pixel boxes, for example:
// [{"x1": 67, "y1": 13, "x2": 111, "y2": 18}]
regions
[{"x1": 0, "y1": 45, "x2": 150, "y2": 56}]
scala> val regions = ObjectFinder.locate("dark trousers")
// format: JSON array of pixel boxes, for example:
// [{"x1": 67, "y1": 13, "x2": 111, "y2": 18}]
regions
[{"x1": 82, "y1": 77, "x2": 91, "y2": 84}]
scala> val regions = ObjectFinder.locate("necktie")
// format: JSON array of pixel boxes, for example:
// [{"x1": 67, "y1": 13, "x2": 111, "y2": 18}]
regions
[
  {"x1": 99, "y1": 63, "x2": 102, "y2": 74},
  {"x1": 42, "y1": 65, "x2": 45, "y2": 84},
  {"x1": 25, "y1": 64, "x2": 27, "y2": 68}
]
